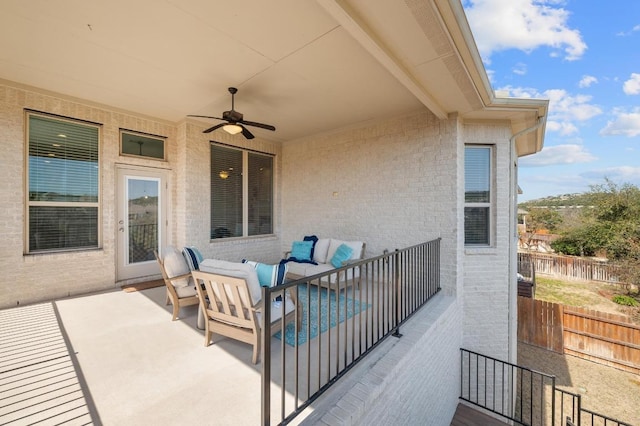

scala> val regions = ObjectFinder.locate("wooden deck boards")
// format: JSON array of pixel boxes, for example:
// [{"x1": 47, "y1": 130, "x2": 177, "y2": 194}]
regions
[{"x1": 450, "y1": 403, "x2": 510, "y2": 426}]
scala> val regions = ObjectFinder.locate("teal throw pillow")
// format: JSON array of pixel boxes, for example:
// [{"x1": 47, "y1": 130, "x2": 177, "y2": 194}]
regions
[
  {"x1": 330, "y1": 244, "x2": 354, "y2": 268},
  {"x1": 290, "y1": 240, "x2": 313, "y2": 261},
  {"x1": 242, "y1": 260, "x2": 288, "y2": 287}
]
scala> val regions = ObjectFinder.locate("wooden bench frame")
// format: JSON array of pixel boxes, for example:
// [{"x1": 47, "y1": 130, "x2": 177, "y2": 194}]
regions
[{"x1": 191, "y1": 270, "x2": 298, "y2": 364}]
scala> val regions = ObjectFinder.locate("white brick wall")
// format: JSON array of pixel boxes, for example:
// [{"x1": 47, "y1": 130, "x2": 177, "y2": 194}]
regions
[
  {"x1": 300, "y1": 295, "x2": 462, "y2": 426},
  {"x1": 281, "y1": 110, "x2": 459, "y2": 294},
  {"x1": 462, "y1": 122, "x2": 516, "y2": 362},
  {"x1": 0, "y1": 82, "x2": 178, "y2": 307},
  {"x1": 0, "y1": 81, "x2": 284, "y2": 307}
]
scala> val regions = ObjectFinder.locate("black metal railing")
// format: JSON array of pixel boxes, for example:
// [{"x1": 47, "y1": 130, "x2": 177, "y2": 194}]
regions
[
  {"x1": 556, "y1": 388, "x2": 633, "y2": 426},
  {"x1": 129, "y1": 223, "x2": 157, "y2": 262},
  {"x1": 261, "y1": 238, "x2": 441, "y2": 425},
  {"x1": 461, "y1": 348, "x2": 556, "y2": 425},
  {"x1": 461, "y1": 349, "x2": 633, "y2": 426}
]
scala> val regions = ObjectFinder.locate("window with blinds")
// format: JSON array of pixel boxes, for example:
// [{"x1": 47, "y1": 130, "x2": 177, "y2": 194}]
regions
[
  {"x1": 210, "y1": 144, "x2": 273, "y2": 239},
  {"x1": 464, "y1": 145, "x2": 492, "y2": 245},
  {"x1": 27, "y1": 112, "x2": 100, "y2": 252}
]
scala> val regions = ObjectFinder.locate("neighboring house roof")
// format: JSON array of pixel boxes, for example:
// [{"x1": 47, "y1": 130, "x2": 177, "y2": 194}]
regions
[{"x1": 0, "y1": 0, "x2": 547, "y2": 153}]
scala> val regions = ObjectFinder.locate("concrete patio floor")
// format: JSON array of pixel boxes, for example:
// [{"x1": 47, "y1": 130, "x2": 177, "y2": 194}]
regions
[
  {"x1": 1, "y1": 285, "x2": 275, "y2": 425},
  {"x1": 2, "y1": 281, "x2": 468, "y2": 426}
]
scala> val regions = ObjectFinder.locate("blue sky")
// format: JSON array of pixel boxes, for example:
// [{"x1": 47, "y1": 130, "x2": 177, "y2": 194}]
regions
[{"x1": 462, "y1": 0, "x2": 640, "y2": 201}]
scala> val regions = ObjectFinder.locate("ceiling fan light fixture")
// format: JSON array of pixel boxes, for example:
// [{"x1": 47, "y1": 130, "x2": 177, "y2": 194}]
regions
[{"x1": 223, "y1": 124, "x2": 243, "y2": 135}]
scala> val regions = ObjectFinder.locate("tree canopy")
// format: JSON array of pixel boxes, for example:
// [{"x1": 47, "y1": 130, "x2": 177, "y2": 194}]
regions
[{"x1": 548, "y1": 180, "x2": 640, "y2": 285}]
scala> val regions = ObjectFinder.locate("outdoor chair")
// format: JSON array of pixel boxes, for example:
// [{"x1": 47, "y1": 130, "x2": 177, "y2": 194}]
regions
[
  {"x1": 191, "y1": 267, "x2": 298, "y2": 364},
  {"x1": 154, "y1": 248, "x2": 199, "y2": 321}
]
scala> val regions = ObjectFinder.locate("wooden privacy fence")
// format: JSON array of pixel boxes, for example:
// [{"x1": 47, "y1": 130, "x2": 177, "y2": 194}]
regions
[
  {"x1": 518, "y1": 297, "x2": 640, "y2": 375},
  {"x1": 522, "y1": 252, "x2": 619, "y2": 283}
]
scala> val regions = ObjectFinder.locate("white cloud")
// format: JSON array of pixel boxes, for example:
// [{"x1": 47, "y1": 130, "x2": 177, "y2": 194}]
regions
[
  {"x1": 519, "y1": 144, "x2": 597, "y2": 167},
  {"x1": 545, "y1": 89, "x2": 602, "y2": 121},
  {"x1": 578, "y1": 75, "x2": 597, "y2": 88},
  {"x1": 499, "y1": 86, "x2": 602, "y2": 134},
  {"x1": 581, "y1": 166, "x2": 640, "y2": 182},
  {"x1": 616, "y1": 25, "x2": 640, "y2": 36},
  {"x1": 512, "y1": 62, "x2": 527, "y2": 75},
  {"x1": 623, "y1": 73, "x2": 640, "y2": 95},
  {"x1": 545, "y1": 120, "x2": 578, "y2": 135},
  {"x1": 463, "y1": 0, "x2": 587, "y2": 61},
  {"x1": 600, "y1": 108, "x2": 640, "y2": 137}
]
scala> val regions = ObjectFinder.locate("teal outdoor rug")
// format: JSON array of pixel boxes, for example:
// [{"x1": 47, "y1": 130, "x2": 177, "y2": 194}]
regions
[{"x1": 274, "y1": 285, "x2": 368, "y2": 347}]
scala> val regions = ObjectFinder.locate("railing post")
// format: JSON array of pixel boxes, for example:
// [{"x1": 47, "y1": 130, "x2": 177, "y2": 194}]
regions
[
  {"x1": 261, "y1": 286, "x2": 271, "y2": 426},
  {"x1": 552, "y1": 375, "x2": 556, "y2": 426},
  {"x1": 392, "y1": 249, "x2": 402, "y2": 337}
]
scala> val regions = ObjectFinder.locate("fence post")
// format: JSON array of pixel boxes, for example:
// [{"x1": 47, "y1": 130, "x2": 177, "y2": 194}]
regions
[
  {"x1": 261, "y1": 286, "x2": 271, "y2": 426},
  {"x1": 392, "y1": 249, "x2": 402, "y2": 337}
]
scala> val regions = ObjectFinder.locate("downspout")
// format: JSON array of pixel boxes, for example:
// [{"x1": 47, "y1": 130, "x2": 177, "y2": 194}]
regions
[
  {"x1": 507, "y1": 117, "x2": 544, "y2": 365},
  {"x1": 509, "y1": 117, "x2": 545, "y2": 145}
]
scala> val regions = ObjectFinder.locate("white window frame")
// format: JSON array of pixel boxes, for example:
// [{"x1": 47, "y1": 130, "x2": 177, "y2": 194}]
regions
[
  {"x1": 464, "y1": 144, "x2": 494, "y2": 246},
  {"x1": 25, "y1": 111, "x2": 101, "y2": 253}
]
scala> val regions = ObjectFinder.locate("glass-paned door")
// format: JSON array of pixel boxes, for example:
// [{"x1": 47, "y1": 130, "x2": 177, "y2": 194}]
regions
[{"x1": 116, "y1": 166, "x2": 167, "y2": 281}]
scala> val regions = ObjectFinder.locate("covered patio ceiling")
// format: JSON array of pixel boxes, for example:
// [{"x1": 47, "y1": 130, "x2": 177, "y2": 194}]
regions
[{"x1": 0, "y1": 0, "x2": 547, "y2": 154}]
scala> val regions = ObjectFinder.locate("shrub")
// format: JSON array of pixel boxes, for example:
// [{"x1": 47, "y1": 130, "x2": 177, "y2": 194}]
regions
[{"x1": 612, "y1": 294, "x2": 639, "y2": 307}]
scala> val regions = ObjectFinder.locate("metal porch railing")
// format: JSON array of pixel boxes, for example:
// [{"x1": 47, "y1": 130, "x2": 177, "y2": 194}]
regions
[
  {"x1": 460, "y1": 349, "x2": 632, "y2": 426},
  {"x1": 261, "y1": 238, "x2": 441, "y2": 425}
]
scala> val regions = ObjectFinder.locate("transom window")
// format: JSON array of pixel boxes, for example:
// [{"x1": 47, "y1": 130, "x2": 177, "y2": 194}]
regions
[
  {"x1": 26, "y1": 112, "x2": 100, "y2": 253},
  {"x1": 464, "y1": 145, "x2": 492, "y2": 246},
  {"x1": 210, "y1": 143, "x2": 273, "y2": 239},
  {"x1": 120, "y1": 129, "x2": 165, "y2": 160}
]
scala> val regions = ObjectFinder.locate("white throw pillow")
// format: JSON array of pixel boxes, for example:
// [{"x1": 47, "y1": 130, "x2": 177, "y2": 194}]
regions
[{"x1": 313, "y1": 238, "x2": 331, "y2": 264}]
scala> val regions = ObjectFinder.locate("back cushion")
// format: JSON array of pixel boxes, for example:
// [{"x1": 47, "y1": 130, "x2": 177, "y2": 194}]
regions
[
  {"x1": 198, "y1": 259, "x2": 262, "y2": 306},
  {"x1": 163, "y1": 246, "x2": 191, "y2": 287},
  {"x1": 313, "y1": 238, "x2": 331, "y2": 263}
]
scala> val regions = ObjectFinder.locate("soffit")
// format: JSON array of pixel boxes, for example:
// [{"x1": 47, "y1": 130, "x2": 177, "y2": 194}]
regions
[{"x1": 0, "y1": 0, "x2": 546, "y2": 150}]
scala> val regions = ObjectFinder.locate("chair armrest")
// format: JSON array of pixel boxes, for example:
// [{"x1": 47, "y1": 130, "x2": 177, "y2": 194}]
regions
[{"x1": 172, "y1": 272, "x2": 192, "y2": 280}]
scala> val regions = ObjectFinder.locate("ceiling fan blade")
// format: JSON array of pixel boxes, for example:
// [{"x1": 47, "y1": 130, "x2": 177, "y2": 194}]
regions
[
  {"x1": 240, "y1": 120, "x2": 276, "y2": 131},
  {"x1": 203, "y1": 123, "x2": 226, "y2": 134},
  {"x1": 240, "y1": 125, "x2": 255, "y2": 139},
  {"x1": 187, "y1": 114, "x2": 226, "y2": 121}
]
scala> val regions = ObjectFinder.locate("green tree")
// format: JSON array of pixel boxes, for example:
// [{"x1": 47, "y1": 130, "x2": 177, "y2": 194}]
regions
[
  {"x1": 551, "y1": 180, "x2": 640, "y2": 285},
  {"x1": 526, "y1": 208, "x2": 563, "y2": 233}
]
